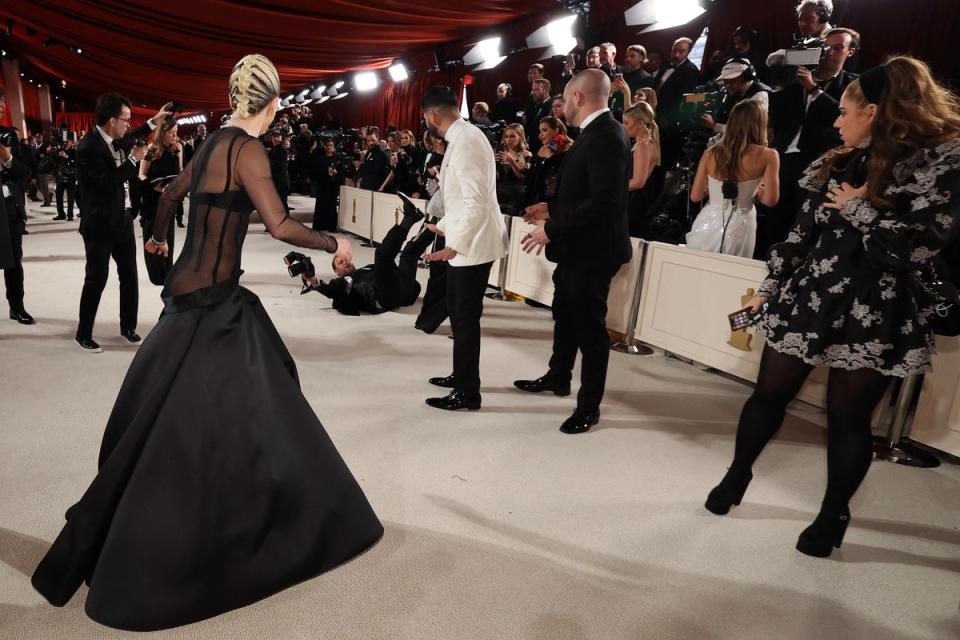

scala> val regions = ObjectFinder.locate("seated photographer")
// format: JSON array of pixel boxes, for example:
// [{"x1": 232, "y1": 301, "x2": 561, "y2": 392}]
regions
[
  {"x1": 686, "y1": 100, "x2": 780, "y2": 258},
  {"x1": 622, "y1": 102, "x2": 665, "y2": 238},
  {"x1": 495, "y1": 124, "x2": 532, "y2": 216},
  {"x1": 763, "y1": 27, "x2": 859, "y2": 253},
  {"x1": 299, "y1": 201, "x2": 436, "y2": 315},
  {"x1": 309, "y1": 137, "x2": 343, "y2": 231},
  {"x1": 701, "y1": 58, "x2": 771, "y2": 135}
]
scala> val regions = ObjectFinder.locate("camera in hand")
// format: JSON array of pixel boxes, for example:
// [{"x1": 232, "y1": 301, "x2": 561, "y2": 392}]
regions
[
  {"x1": 0, "y1": 129, "x2": 17, "y2": 147},
  {"x1": 476, "y1": 121, "x2": 507, "y2": 149},
  {"x1": 283, "y1": 251, "x2": 315, "y2": 278},
  {"x1": 766, "y1": 38, "x2": 829, "y2": 86}
]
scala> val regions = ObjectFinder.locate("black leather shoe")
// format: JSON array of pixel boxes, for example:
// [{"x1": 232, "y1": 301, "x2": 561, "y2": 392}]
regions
[
  {"x1": 9, "y1": 309, "x2": 35, "y2": 324},
  {"x1": 121, "y1": 329, "x2": 142, "y2": 344},
  {"x1": 52, "y1": 215, "x2": 66, "y2": 220},
  {"x1": 398, "y1": 193, "x2": 426, "y2": 223},
  {"x1": 796, "y1": 509, "x2": 851, "y2": 558},
  {"x1": 514, "y1": 375, "x2": 571, "y2": 397},
  {"x1": 75, "y1": 337, "x2": 103, "y2": 353},
  {"x1": 559, "y1": 409, "x2": 599, "y2": 434},
  {"x1": 425, "y1": 391, "x2": 481, "y2": 411},
  {"x1": 429, "y1": 374, "x2": 456, "y2": 388},
  {"x1": 705, "y1": 467, "x2": 753, "y2": 516}
]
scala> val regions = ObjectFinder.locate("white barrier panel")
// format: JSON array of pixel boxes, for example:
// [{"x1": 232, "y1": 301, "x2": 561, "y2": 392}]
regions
[
  {"x1": 911, "y1": 336, "x2": 960, "y2": 457},
  {"x1": 338, "y1": 186, "x2": 373, "y2": 238},
  {"x1": 636, "y1": 242, "x2": 827, "y2": 408},
  {"x1": 504, "y1": 219, "x2": 557, "y2": 304},
  {"x1": 371, "y1": 192, "x2": 428, "y2": 243},
  {"x1": 606, "y1": 238, "x2": 645, "y2": 336}
]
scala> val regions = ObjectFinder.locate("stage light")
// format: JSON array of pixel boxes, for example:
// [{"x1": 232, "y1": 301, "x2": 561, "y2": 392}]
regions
[
  {"x1": 624, "y1": 0, "x2": 706, "y2": 32},
  {"x1": 61, "y1": 80, "x2": 67, "y2": 87},
  {"x1": 464, "y1": 37, "x2": 505, "y2": 70},
  {"x1": 547, "y1": 15, "x2": 577, "y2": 51},
  {"x1": 333, "y1": 81, "x2": 345, "y2": 90},
  {"x1": 76, "y1": 48, "x2": 82, "y2": 54},
  {"x1": 388, "y1": 63, "x2": 408, "y2": 82},
  {"x1": 309, "y1": 85, "x2": 326, "y2": 100},
  {"x1": 354, "y1": 71, "x2": 378, "y2": 92},
  {"x1": 332, "y1": 91, "x2": 348, "y2": 100}
]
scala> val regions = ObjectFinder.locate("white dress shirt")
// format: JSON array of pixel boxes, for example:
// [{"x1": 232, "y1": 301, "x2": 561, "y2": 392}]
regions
[
  {"x1": 97, "y1": 121, "x2": 154, "y2": 167},
  {"x1": 436, "y1": 118, "x2": 508, "y2": 267},
  {"x1": 578, "y1": 107, "x2": 610, "y2": 131},
  {"x1": 0, "y1": 154, "x2": 12, "y2": 198}
]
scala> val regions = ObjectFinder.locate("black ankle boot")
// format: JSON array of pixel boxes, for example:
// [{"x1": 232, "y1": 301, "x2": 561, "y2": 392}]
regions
[
  {"x1": 796, "y1": 508, "x2": 850, "y2": 558},
  {"x1": 705, "y1": 467, "x2": 753, "y2": 515}
]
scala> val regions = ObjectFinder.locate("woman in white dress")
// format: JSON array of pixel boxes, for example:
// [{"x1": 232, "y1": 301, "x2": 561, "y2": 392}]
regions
[{"x1": 686, "y1": 100, "x2": 780, "y2": 258}]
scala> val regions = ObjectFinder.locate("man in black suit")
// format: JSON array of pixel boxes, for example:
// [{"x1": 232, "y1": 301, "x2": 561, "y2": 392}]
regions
[
  {"x1": 761, "y1": 27, "x2": 859, "y2": 254},
  {"x1": 267, "y1": 129, "x2": 291, "y2": 212},
  {"x1": 182, "y1": 123, "x2": 207, "y2": 165},
  {"x1": 517, "y1": 69, "x2": 633, "y2": 434},
  {"x1": 525, "y1": 79, "x2": 553, "y2": 154},
  {"x1": 656, "y1": 37, "x2": 703, "y2": 168},
  {"x1": 302, "y1": 204, "x2": 435, "y2": 315},
  {"x1": 610, "y1": 44, "x2": 655, "y2": 121},
  {"x1": 357, "y1": 128, "x2": 390, "y2": 191},
  {"x1": 75, "y1": 93, "x2": 169, "y2": 352},
  {"x1": 0, "y1": 89, "x2": 36, "y2": 324}
]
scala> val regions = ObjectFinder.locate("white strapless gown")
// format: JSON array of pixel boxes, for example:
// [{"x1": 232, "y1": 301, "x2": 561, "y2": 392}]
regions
[{"x1": 685, "y1": 176, "x2": 762, "y2": 258}]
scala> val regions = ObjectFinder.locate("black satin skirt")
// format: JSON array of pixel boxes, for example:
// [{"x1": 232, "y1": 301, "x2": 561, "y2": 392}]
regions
[{"x1": 31, "y1": 283, "x2": 383, "y2": 631}]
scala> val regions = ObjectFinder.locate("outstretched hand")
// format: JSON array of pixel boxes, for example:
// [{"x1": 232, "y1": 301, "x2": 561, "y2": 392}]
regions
[{"x1": 335, "y1": 237, "x2": 353, "y2": 262}]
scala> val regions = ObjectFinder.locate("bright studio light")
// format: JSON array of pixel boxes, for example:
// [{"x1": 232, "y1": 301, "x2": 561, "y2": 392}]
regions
[
  {"x1": 547, "y1": 15, "x2": 577, "y2": 51},
  {"x1": 309, "y1": 85, "x2": 326, "y2": 100},
  {"x1": 354, "y1": 71, "x2": 378, "y2": 92},
  {"x1": 479, "y1": 37, "x2": 502, "y2": 64},
  {"x1": 464, "y1": 37, "x2": 505, "y2": 70},
  {"x1": 388, "y1": 63, "x2": 409, "y2": 82},
  {"x1": 624, "y1": 0, "x2": 706, "y2": 33}
]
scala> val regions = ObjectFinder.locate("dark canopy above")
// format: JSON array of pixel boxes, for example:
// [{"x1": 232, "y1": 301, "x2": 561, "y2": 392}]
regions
[{"x1": 0, "y1": 0, "x2": 556, "y2": 109}]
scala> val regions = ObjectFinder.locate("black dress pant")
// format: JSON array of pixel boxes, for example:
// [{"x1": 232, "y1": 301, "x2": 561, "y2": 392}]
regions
[
  {"x1": 373, "y1": 223, "x2": 434, "y2": 311},
  {"x1": 77, "y1": 228, "x2": 139, "y2": 340},
  {"x1": 2, "y1": 206, "x2": 24, "y2": 311},
  {"x1": 56, "y1": 182, "x2": 75, "y2": 218},
  {"x1": 756, "y1": 152, "x2": 806, "y2": 258},
  {"x1": 446, "y1": 261, "x2": 494, "y2": 397},
  {"x1": 547, "y1": 263, "x2": 619, "y2": 412},
  {"x1": 416, "y1": 235, "x2": 450, "y2": 333}
]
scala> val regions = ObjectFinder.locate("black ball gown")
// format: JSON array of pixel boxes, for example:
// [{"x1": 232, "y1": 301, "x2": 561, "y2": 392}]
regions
[{"x1": 31, "y1": 127, "x2": 383, "y2": 631}]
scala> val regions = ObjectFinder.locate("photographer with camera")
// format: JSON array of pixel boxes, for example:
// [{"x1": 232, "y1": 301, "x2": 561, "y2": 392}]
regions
[
  {"x1": 0, "y1": 88, "x2": 35, "y2": 324},
  {"x1": 762, "y1": 27, "x2": 860, "y2": 252},
  {"x1": 701, "y1": 58, "x2": 771, "y2": 135},
  {"x1": 51, "y1": 140, "x2": 80, "y2": 222}
]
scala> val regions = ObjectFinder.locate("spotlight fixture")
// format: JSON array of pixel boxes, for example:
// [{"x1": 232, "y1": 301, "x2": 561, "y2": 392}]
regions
[
  {"x1": 295, "y1": 88, "x2": 309, "y2": 103},
  {"x1": 326, "y1": 81, "x2": 348, "y2": 100},
  {"x1": 309, "y1": 85, "x2": 327, "y2": 100},
  {"x1": 354, "y1": 71, "x2": 378, "y2": 92},
  {"x1": 388, "y1": 63, "x2": 409, "y2": 82},
  {"x1": 624, "y1": 0, "x2": 707, "y2": 32},
  {"x1": 526, "y1": 14, "x2": 579, "y2": 58},
  {"x1": 463, "y1": 37, "x2": 505, "y2": 70}
]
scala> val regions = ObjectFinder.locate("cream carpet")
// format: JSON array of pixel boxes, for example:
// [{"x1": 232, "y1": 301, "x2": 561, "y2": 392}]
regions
[{"x1": 1, "y1": 196, "x2": 959, "y2": 640}]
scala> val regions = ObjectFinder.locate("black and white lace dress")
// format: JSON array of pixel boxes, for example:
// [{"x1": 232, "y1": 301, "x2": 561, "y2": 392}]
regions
[{"x1": 755, "y1": 139, "x2": 960, "y2": 377}]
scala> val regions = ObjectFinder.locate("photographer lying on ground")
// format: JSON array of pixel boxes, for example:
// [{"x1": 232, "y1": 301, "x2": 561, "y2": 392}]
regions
[{"x1": 292, "y1": 198, "x2": 436, "y2": 315}]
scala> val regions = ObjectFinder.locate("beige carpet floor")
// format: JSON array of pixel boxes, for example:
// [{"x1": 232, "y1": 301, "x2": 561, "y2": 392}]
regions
[{"x1": 1, "y1": 196, "x2": 959, "y2": 639}]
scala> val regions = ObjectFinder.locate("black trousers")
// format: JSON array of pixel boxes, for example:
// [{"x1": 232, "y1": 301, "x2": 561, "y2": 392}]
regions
[
  {"x1": 416, "y1": 235, "x2": 449, "y2": 333},
  {"x1": 446, "y1": 261, "x2": 494, "y2": 397},
  {"x1": 373, "y1": 223, "x2": 434, "y2": 311},
  {"x1": 77, "y1": 227, "x2": 139, "y2": 340},
  {"x1": 756, "y1": 152, "x2": 807, "y2": 258},
  {"x1": 2, "y1": 205, "x2": 24, "y2": 311},
  {"x1": 547, "y1": 263, "x2": 619, "y2": 413},
  {"x1": 56, "y1": 182, "x2": 75, "y2": 218}
]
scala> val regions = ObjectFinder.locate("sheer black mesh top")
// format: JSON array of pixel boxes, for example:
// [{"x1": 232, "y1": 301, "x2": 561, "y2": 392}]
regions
[{"x1": 153, "y1": 127, "x2": 337, "y2": 299}]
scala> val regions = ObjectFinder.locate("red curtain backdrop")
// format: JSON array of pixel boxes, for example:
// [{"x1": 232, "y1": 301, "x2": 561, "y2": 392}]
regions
[
  {"x1": 55, "y1": 111, "x2": 149, "y2": 134},
  {"x1": 0, "y1": 73, "x2": 11, "y2": 127}
]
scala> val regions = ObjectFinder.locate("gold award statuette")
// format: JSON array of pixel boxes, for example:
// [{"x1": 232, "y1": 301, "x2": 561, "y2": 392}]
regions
[
  {"x1": 352, "y1": 200, "x2": 357, "y2": 224},
  {"x1": 728, "y1": 288, "x2": 756, "y2": 352}
]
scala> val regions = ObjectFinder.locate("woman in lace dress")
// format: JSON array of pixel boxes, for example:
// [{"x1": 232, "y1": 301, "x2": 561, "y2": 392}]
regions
[
  {"x1": 705, "y1": 57, "x2": 960, "y2": 557},
  {"x1": 32, "y1": 55, "x2": 383, "y2": 630}
]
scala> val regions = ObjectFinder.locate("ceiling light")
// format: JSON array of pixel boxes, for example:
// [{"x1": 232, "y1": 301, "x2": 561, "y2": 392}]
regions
[{"x1": 388, "y1": 63, "x2": 409, "y2": 82}]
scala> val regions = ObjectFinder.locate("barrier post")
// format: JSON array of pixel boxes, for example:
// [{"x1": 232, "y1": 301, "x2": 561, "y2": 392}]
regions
[
  {"x1": 873, "y1": 374, "x2": 940, "y2": 467},
  {"x1": 361, "y1": 203, "x2": 376, "y2": 247},
  {"x1": 611, "y1": 240, "x2": 653, "y2": 355},
  {"x1": 486, "y1": 215, "x2": 517, "y2": 302}
]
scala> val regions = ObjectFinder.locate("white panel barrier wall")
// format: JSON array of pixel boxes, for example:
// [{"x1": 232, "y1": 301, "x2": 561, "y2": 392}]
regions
[{"x1": 338, "y1": 186, "x2": 373, "y2": 238}]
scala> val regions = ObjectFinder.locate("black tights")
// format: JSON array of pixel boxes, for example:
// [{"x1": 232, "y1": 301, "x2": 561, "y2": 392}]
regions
[{"x1": 731, "y1": 346, "x2": 891, "y2": 514}]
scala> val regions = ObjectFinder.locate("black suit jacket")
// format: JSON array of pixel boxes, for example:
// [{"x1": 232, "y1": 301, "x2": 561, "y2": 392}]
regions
[
  {"x1": 544, "y1": 111, "x2": 632, "y2": 269},
  {"x1": 0, "y1": 130, "x2": 30, "y2": 268},
  {"x1": 76, "y1": 123, "x2": 152, "y2": 242},
  {"x1": 268, "y1": 144, "x2": 290, "y2": 193},
  {"x1": 525, "y1": 98, "x2": 553, "y2": 153},
  {"x1": 655, "y1": 59, "x2": 702, "y2": 126},
  {"x1": 315, "y1": 266, "x2": 382, "y2": 315},
  {"x1": 770, "y1": 70, "x2": 859, "y2": 164}
]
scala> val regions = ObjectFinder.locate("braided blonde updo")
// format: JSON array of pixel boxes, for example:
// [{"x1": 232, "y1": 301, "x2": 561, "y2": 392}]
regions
[{"x1": 228, "y1": 54, "x2": 281, "y2": 119}]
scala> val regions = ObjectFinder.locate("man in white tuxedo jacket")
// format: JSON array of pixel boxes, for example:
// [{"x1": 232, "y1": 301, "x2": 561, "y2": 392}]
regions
[{"x1": 420, "y1": 85, "x2": 508, "y2": 411}]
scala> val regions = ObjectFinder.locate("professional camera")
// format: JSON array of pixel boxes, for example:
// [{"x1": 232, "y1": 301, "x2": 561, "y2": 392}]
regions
[
  {"x1": 676, "y1": 83, "x2": 726, "y2": 132},
  {"x1": 283, "y1": 251, "x2": 315, "y2": 278},
  {"x1": 766, "y1": 37, "x2": 828, "y2": 86},
  {"x1": 476, "y1": 121, "x2": 507, "y2": 149},
  {"x1": 0, "y1": 129, "x2": 17, "y2": 148}
]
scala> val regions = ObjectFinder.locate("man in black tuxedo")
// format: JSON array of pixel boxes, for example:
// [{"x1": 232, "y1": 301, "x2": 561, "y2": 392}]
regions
[
  {"x1": 357, "y1": 129, "x2": 390, "y2": 191},
  {"x1": 183, "y1": 123, "x2": 207, "y2": 165},
  {"x1": 302, "y1": 204, "x2": 435, "y2": 315},
  {"x1": 267, "y1": 129, "x2": 291, "y2": 212},
  {"x1": 517, "y1": 69, "x2": 632, "y2": 434},
  {"x1": 656, "y1": 37, "x2": 703, "y2": 168},
  {"x1": 75, "y1": 93, "x2": 170, "y2": 352},
  {"x1": 761, "y1": 27, "x2": 859, "y2": 254},
  {"x1": 525, "y1": 79, "x2": 553, "y2": 154},
  {"x1": 0, "y1": 89, "x2": 36, "y2": 324}
]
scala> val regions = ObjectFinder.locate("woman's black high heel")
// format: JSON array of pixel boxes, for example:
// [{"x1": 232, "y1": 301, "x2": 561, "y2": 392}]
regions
[
  {"x1": 705, "y1": 467, "x2": 753, "y2": 515},
  {"x1": 796, "y1": 509, "x2": 851, "y2": 558}
]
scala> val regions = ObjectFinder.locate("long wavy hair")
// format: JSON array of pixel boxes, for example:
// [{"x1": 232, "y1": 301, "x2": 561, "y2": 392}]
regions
[
  {"x1": 710, "y1": 99, "x2": 767, "y2": 181},
  {"x1": 818, "y1": 55, "x2": 960, "y2": 206},
  {"x1": 502, "y1": 123, "x2": 529, "y2": 155},
  {"x1": 148, "y1": 120, "x2": 178, "y2": 160},
  {"x1": 623, "y1": 101, "x2": 661, "y2": 166}
]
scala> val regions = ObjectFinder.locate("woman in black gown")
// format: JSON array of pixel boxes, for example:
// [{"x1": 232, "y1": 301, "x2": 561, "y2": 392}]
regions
[
  {"x1": 32, "y1": 54, "x2": 383, "y2": 630},
  {"x1": 138, "y1": 119, "x2": 183, "y2": 284},
  {"x1": 310, "y1": 137, "x2": 342, "y2": 231}
]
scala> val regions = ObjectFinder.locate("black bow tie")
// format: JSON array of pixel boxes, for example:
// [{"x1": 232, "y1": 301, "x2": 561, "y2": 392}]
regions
[{"x1": 111, "y1": 140, "x2": 123, "y2": 152}]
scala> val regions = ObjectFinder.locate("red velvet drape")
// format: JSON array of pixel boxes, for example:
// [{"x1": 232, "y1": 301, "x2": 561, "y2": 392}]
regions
[
  {"x1": 55, "y1": 111, "x2": 149, "y2": 134},
  {"x1": 0, "y1": 73, "x2": 11, "y2": 127}
]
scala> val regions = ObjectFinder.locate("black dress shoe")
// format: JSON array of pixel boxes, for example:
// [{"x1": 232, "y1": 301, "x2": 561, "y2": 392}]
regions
[
  {"x1": 425, "y1": 391, "x2": 481, "y2": 411},
  {"x1": 514, "y1": 375, "x2": 571, "y2": 397},
  {"x1": 52, "y1": 215, "x2": 66, "y2": 220},
  {"x1": 429, "y1": 374, "x2": 456, "y2": 388},
  {"x1": 75, "y1": 337, "x2": 103, "y2": 353},
  {"x1": 559, "y1": 409, "x2": 599, "y2": 434},
  {"x1": 9, "y1": 309, "x2": 35, "y2": 324},
  {"x1": 398, "y1": 193, "x2": 426, "y2": 223},
  {"x1": 121, "y1": 329, "x2": 142, "y2": 343},
  {"x1": 705, "y1": 467, "x2": 753, "y2": 516},
  {"x1": 796, "y1": 508, "x2": 851, "y2": 558}
]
